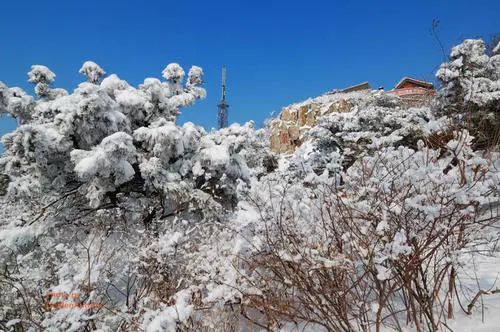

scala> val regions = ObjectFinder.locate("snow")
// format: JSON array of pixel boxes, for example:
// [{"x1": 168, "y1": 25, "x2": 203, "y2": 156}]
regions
[
  {"x1": 192, "y1": 160, "x2": 204, "y2": 176},
  {"x1": 79, "y1": 61, "x2": 105, "y2": 83},
  {"x1": 200, "y1": 144, "x2": 230, "y2": 166},
  {"x1": 115, "y1": 88, "x2": 147, "y2": 109},
  {"x1": 134, "y1": 119, "x2": 185, "y2": 162},
  {"x1": 141, "y1": 290, "x2": 194, "y2": 332},
  {"x1": 28, "y1": 65, "x2": 56, "y2": 84},
  {"x1": 0, "y1": 223, "x2": 35, "y2": 250},
  {"x1": 494, "y1": 41, "x2": 500, "y2": 54},
  {"x1": 437, "y1": 38, "x2": 500, "y2": 108},
  {"x1": 6, "y1": 319, "x2": 21, "y2": 327},
  {"x1": 187, "y1": 65, "x2": 203, "y2": 86},
  {"x1": 71, "y1": 132, "x2": 136, "y2": 206},
  {"x1": 162, "y1": 63, "x2": 185, "y2": 83},
  {"x1": 100, "y1": 74, "x2": 129, "y2": 93}
]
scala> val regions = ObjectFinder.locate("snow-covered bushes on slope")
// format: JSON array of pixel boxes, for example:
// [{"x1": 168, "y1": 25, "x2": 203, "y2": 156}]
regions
[
  {"x1": 216, "y1": 131, "x2": 499, "y2": 331},
  {"x1": 296, "y1": 103, "x2": 449, "y2": 178},
  {"x1": 196, "y1": 40, "x2": 500, "y2": 331}
]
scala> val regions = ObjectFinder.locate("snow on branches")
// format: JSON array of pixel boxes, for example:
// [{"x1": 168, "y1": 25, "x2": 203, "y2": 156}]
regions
[
  {"x1": 0, "y1": 61, "x2": 207, "y2": 207},
  {"x1": 79, "y1": 61, "x2": 105, "y2": 84},
  {"x1": 71, "y1": 132, "x2": 137, "y2": 207},
  {"x1": 436, "y1": 39, "x2": 500, "y2": 109}
]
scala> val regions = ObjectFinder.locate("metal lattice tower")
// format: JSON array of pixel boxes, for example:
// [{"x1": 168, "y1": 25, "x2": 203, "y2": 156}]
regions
[{"x1": 217, "y1": 66, "x2": 229, "y2": 129}]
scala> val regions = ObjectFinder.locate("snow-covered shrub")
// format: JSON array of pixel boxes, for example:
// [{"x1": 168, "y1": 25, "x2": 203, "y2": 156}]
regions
[
  {"x1": 221, "y1": 131, "x2": 500, "y2": 331},
  {"x1": 304, "y1": 104, "x2": 446, "y2": 174},
  {"x1": 71, "y1": 132, "x2": 137, "y2": 207},
  {"x1": 1, "y1": 86, "x2": 35, "y2": 124},
  {"x1": 193, "y1": 122, "x2": 268, "y2": 208}
]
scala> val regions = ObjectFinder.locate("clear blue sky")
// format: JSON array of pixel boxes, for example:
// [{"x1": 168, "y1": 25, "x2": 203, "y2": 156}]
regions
[{"x1": 0, "y1": 0, "x2": 498, "y2": 137}]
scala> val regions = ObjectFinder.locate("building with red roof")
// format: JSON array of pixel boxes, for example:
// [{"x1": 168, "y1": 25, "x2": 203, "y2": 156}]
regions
[{"x1": 387, "y1": 77, "x2": 435, "y2": 98}]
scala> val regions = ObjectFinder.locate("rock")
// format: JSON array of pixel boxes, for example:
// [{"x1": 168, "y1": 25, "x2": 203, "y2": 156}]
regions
[
  {"x1": 338, "y1": 99, "x2": 353, "y2": 112},
  {"x1": 299, "y1": 127, "x2": 310, "y2": 136},
  {"x1": 298, "y1": 106, "x2": 308, "y2": 126},
  {"x1": 326, "y1": 102, "x2": 338, "y2": 114},
  {"x1": 288, "y1": 125, "x2": 300, "y2": 140},
  {"x1": 270, "y1": 94, "x2": 359, "y2": 153},
  {"x1": 270, "y1": 133, "x2": 280, "y2": 151},
  {"x1": 280, "y1": 108, "x2": 297, "y2": 122},
  {"x1": 280, "y1": 130, "x2": 290, "y2": 145},
  {"x1": 326, "y1": 99, "x2": 353, "y2": 115},
  {"x1": 279, "y1": 108, "x2": 289, "y2": 121},
  {"x1": 306, "y1": 110, "x2": 317, "y2": 127},
  {"x1": 284, "y1": 144, "x2": 295, "y2": 153},
  {"x1": 310, "y1": 103, "x2": 320, "y2": 113}
]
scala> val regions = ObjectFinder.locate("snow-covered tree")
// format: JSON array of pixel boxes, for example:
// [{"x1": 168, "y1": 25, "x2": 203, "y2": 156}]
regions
[
  {"x1": 0, "y1": 59, "x2": 277, "y2": 331},
  {"x1": 0, "y1": 61, "x2": 210, "y2": 201},
  {"x1": 436, "y1": 39, "x2": 500, "y2": 111},
  {"x1": 435, "y1": 39, "x2": 500, "y2": 150}
]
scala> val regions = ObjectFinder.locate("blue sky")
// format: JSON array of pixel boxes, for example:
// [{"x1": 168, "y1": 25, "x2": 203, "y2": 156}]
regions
[{"x1": 0, "y1": 0, "x2": 498, "y2": 137}]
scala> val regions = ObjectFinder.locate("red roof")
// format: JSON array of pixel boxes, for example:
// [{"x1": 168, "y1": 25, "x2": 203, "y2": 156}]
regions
[{"x1": 394, "y1": 77, "x2": 434, "y2": 90}]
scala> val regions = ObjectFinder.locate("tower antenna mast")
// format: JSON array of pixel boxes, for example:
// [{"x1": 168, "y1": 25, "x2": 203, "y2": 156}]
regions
[{"x1": 217, "y1": 66, "x2": 229, "y2": 129}]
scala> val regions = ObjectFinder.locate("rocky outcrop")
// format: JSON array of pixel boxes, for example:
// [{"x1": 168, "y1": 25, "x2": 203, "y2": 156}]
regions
[
  {"x1": 269, "y1": 93, "x2": 358, "y2": 153},
  {"x1": 269, "y1": 86, "x2": 436, "y2": 154}
]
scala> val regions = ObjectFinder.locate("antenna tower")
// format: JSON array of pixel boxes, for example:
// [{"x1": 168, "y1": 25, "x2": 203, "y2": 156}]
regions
[{"x1": 217, "y1": 66, "x2": 229, "y2": 129}]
